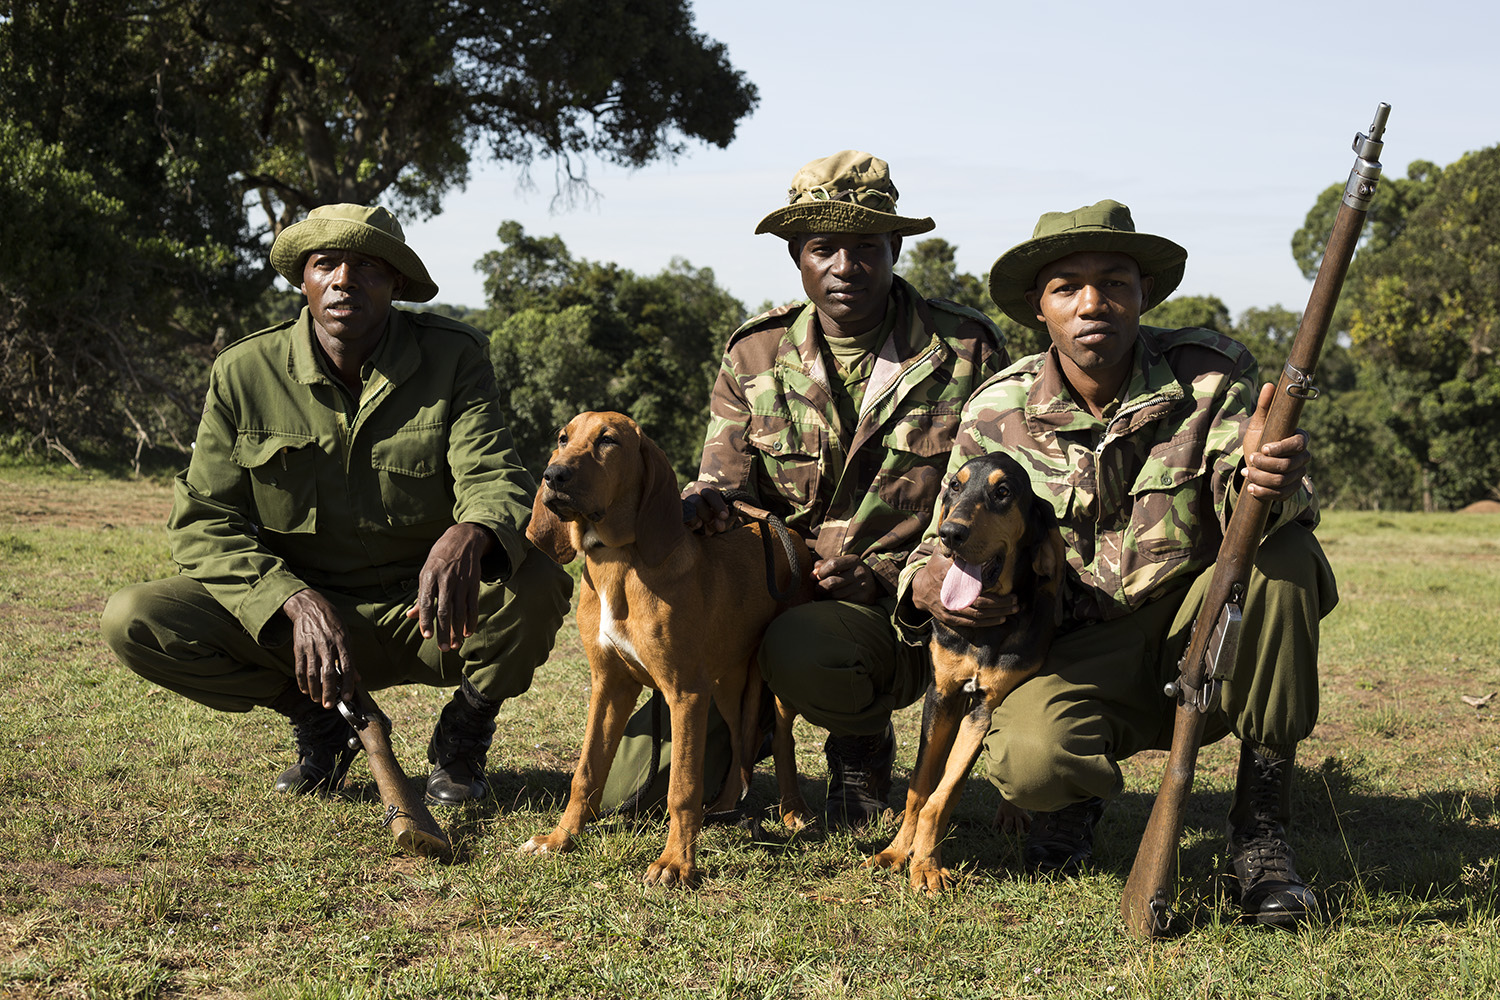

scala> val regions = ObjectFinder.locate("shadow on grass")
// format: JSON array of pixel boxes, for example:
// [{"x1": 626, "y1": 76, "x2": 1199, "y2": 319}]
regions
[{"x1": 1097, "y1": 755, "x2": 1500, "y2": 932}]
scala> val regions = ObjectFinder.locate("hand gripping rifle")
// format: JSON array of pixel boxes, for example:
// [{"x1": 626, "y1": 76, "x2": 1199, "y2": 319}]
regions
[
  {"x1": 336, "y1": 676, "x2": 455, "y2": 862},
  {"x1": 1119, "y1": 103, "x2": 1390, "y2": 938}
]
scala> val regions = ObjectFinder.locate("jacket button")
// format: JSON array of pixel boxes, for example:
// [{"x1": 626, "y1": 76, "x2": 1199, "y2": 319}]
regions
[{"x1": 773, "y1": 442, "x2": 783, "y2": 453}]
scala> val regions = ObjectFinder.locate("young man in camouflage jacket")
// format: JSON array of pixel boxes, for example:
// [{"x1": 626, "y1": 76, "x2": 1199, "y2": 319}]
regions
[
  {"x1": 897, "y1": 201, "x2": 1338, "y2": 928},
  {"x1": 601, "y1": 151, "x2": 1009, "y2": 828}
]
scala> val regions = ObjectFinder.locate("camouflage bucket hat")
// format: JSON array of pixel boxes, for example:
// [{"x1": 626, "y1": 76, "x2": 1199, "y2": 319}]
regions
[
  {"x1": 754, "y1": 150, "x2": 936, "y2": 239},
  {"x1": 987, "y1": 200, "x2": 1187, "y2": 330},
  {"x1": 270, "y1": 203, "x2": 439, "y2": 302}
]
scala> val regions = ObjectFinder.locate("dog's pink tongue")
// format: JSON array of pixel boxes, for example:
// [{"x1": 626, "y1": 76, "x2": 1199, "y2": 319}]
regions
[{"x1": 940, "y1": 557, "x2": 984, "y2": 611}]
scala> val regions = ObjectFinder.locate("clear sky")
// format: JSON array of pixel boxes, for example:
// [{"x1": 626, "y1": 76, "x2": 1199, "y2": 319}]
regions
[{"x1": 400, "y1": 0, "x2": 1500, "y2": 321}]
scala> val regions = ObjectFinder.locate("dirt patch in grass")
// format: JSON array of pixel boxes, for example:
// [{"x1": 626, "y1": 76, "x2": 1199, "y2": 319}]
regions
[
  {"x1": 1461, "y1": 499, "x2": 1500, "y2": 513},
  {"x1": 0, "y1": 475, "x2": 171, "y2": 529}
]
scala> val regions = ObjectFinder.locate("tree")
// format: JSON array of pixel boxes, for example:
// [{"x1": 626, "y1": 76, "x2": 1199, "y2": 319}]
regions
[
  {"x1": 1143, "y1": 294, "x2": 1234, "y2": 335},
  {"x1": 897, "y1": 238, "x2": 1049, "y2": 359},
  {"x1": 1341, "y1": 145, "x2": 1500, "y2": 509},
  {"x1": 0, "y1": 0, "x2": 757, "y2": 464},
  {"x1": 1290, "y1": 159, "x2": 1442, "y2": 281},
  {"x1": 484, "y1": 224, "x2": 743, "y2": 476}
]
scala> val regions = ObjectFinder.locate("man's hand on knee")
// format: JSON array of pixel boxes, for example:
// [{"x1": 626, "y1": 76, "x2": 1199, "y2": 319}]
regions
[
  {"x1": 812, "y1": 554, "x2": 879, "y2": 604},
  {"x1": 407, "y1": 522, "x2": 494, "y2": 651},
  {"x1": 282, "y1": 588, "x2": 358, "y2": 708}
]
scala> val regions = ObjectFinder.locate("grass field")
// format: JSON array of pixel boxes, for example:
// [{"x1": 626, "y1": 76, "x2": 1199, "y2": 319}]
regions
[{"x1": 1, "y1": 468, "x2": 1497, "y2": 999}]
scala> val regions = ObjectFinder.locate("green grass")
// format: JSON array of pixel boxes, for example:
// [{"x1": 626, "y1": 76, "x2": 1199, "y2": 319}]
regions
[{"x1": 2, "y1": 469, "x2": 1498, "y2": 998}]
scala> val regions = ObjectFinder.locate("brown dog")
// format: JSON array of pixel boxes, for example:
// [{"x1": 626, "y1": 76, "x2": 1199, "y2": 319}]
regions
[
  {"x1": 519, "y1": 411, "x2": 813, "y2": 886},
  {"x1": 867, "y1": 452, "x2": 1066, "y2": 892}
]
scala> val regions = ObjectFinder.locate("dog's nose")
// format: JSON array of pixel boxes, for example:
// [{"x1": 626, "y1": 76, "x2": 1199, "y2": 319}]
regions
[
  {"x1": 542, "y1": 463, "x2": 573, "y2": 486},
  {"x1": 939, "y1": 520, "x2": 970, "y2": 549}
]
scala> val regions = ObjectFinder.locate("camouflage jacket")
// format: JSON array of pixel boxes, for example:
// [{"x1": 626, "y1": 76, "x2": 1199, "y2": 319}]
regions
[
  {"x1": 692, "y1": 276, "x2": 1008, "y2": 595},
  {"x1": 897, "y1": 325, "x2": 1318, "y2": 634},
  {"x1": 169, "y1": 307, "x2": 537, "y2": 644}
]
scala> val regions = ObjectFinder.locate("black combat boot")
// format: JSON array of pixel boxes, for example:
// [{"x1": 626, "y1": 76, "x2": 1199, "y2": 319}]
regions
[
  {"x1": 823, "y1": 723, "x2": 895, "y2": 831},
  {"x1": 1227, "y1": 743, "x2": 1319, "y2": 928},
  {"x1": 426, "y1": 679, "x2": 500, "y2": 806},
  {"x1": 1024, "y1": 797, "x2": 1105, "y2": 875},
  {"x1": 271, "y1": 692, "x2": 360, "y2": 795}
]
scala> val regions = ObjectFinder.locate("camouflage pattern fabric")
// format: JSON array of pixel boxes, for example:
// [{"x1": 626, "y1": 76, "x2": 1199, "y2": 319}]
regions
[
  {"x1": 693, "y1": 275, "x2": 1008, "y2": 594},
  {"x1": 898, "y1": 325, "x2": 1318, "y2": 632}
]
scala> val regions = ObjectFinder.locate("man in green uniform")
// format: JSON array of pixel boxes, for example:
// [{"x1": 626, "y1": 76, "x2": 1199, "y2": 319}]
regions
[
  {"x1": 896, "y1": 201, "x2": 1337, "y2": 926},
  {"x1": 103, "y1": 204, "x2": 572, "y2": 805},
  {"x1": 601, "y1": 151, "x2": 1009, "y2": 828}
]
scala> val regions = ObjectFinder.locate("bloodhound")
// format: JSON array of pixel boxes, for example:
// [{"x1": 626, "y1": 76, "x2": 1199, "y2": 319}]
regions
[
  {"x1": 520, "y1": 411, "x2": 814, "y2": 887},
  {"x1": 867, "y1": 452, "x2": 1066, "y2": 893}
]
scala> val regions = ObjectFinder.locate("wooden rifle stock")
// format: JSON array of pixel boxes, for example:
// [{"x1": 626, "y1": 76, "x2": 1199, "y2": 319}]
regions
[
  {"x1": 1119, "y1": 104, "x2": 1390, "y2": 937},
  {"x1": 339, "y1": 685, "x2": 454, "y2": 862}
]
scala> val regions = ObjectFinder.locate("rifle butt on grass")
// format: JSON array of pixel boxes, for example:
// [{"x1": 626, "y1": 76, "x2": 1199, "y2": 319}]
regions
[
  {"x1": 338, "y1": 684, "x2": 454, "y2": 862},
  {"x1": 1119, "y1": 103, "x2": 1390, "y2": 938}
]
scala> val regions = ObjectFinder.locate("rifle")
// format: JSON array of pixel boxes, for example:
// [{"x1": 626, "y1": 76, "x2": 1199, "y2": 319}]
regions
[
  {"x1": 1119, "y1": 103, "x2": 1390, "y2": 938},
  {"x1": 336, "y1": 678, "x2": 455, "y2": 862}
]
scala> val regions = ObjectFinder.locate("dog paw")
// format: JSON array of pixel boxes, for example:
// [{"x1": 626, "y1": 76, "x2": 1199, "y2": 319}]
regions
[
  {"x1": 779, "y1": 803, "x2": 815, "y2": 832},
  {"x1": 909, "y1": 858, "x2": 956, "y2": 894},
  {"x1": 643, "y1": 857, "x2": 700, "y2": 888},
  {"x1": 517, "y1": 831, "x2": 572, "y2": 856},
  {"x1": 864, "y1": 848, "x2": 908, "y2": 872}
]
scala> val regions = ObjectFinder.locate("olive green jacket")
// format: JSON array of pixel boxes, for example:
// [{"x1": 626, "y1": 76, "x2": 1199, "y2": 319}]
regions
[
  {"x1": 898, "y1": 325, "x2": 1319, "y2": 635},
  {"x1": 168, "y1": 308, "x2": 536, "y2": 644},
  {"x1": 693, "y1": 277, "x2": 1008, "y2": 595}
]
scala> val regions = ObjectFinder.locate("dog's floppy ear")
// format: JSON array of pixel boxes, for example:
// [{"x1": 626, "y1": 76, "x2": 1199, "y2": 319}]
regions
[
  {"x1": 1028, "y1": 496, "x2": 1067, "y2": 626},
  {"x1": 527, "y1": 488, "x2": 578, "y2": 565},
  {"x1": 1028, "y1": 496, "x2": 1064, "y2": 582},
  {"x1": 634, "y1": 429, "x2": 690, "y2": 567}
]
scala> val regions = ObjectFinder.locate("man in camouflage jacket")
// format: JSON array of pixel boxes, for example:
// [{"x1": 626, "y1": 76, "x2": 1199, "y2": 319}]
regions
[
  {"x1": 601, "y1": 151, "x2": 1009, "y2": 827},
  {"x1": 897, "y1": 201, "x2": 1337, "y2": 928},
  {"x1": 104, "y1": 204, "x2": 572, "y2": 806}
]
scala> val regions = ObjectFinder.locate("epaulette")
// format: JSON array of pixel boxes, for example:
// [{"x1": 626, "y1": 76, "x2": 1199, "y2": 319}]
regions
[
  {"x1": 993, "y1": 350, "x2": 1048, "y2": 382},
  {"x1": 926, "y1": 296, "x2": 991, "y2": 324},
  {"x1": 725, "y1": 300, "x2": 805, "y2": 346},
  {"x1": 219, "y1": 316, "x2": 298, "y2": 357},
  {"x1": 1145, "y1": 324, "x2": 1250, "y2": 364},
  {"x1": 408, "y1": 309, "x2": 489, "y2": 347}
]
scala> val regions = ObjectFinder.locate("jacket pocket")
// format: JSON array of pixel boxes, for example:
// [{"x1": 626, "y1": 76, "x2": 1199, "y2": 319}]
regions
[
  {"x1": 230, "y1": 431, "x2": 319, "y2": 534},
  {"x1": 370, "y1": 424, "x2": 451, "y2": 526},
  {"x1": 1126, "y1": 453, "x2": 1209, "y2": 564},
  {"x1": 876, "y1": 408, "x2": 961, "y2": 513},
  {"x1": 746, "y1": 414, "x2": 823, "y2": 510}
]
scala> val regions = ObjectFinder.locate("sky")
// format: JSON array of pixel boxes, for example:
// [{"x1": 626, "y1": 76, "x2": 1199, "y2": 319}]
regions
[{"x1": 400, "y1": 0, "x2": 1500, "y2": 321}]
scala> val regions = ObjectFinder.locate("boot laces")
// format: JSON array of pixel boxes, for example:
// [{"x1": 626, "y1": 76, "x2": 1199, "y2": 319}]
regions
[
  {"x1": 432, "y1": 699, "x2": 496, "y2": 768},
  {"x1": 827, "y1": 733, "x2": 882, "y2": 783},
  {"x1": 1031, "y1": 798, "x2": 1101, "y2": 853},
  {"x1": 1235, "y1": 755, "x2": 1295, "y2": 881}
]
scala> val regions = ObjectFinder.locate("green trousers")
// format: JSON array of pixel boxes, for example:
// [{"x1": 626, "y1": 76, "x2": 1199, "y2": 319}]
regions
[
  {"x1": 102, "y1": 546, "x2": 573, "y2": 713},
  {"x1": 983, "y1": 521, "x2": 1338, "y2": 812},
  {"x1": 598, "y1": 596, "x2": 930, "y2": 812}
]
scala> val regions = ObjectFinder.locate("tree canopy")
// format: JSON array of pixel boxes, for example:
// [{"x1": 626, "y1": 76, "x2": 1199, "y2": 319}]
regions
[
  {"x1": 0, "y1": 0, "x2": 757, "y2": 465},
  {"x1": 896, "y1": 238, "x2": 1050, "y2": 359},
  {"x1": 1337, "y1": 145, "x2": 1500, "y2": 509},
  {"x1": 481, "y1": 223, "x2": 745, "y2": 477}
]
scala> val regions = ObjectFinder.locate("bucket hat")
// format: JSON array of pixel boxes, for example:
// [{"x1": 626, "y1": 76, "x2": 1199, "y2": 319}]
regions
[
  {"x1": 755, "y1": 150, "x2": 935, "y2": 239},
  {"x1": 270, "y1": 203, "x2": 439, "y2": 302},
  {"x1": 987, "y1": 200, "x2": 1186, "y2": 329}
]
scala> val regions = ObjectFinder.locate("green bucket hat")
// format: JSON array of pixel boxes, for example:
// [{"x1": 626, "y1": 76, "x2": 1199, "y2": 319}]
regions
[
  {"x1": 987, "y1": 200, "x2": 1187, "y2": 330},
  {"x1": 269, "y1": 203, "x2": 439, "y2": 302},
  {"x1": 754, "y1": 150, "x2": 935, "y2": 239}
]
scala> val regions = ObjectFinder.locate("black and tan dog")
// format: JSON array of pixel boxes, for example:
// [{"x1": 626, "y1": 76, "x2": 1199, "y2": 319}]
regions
[
  {"x1": 519, "y1": 411, "x2": 814, "y2": 887},
  {"x1": 867, "y1": 451, "x2": 1066, "y2": 893}
]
